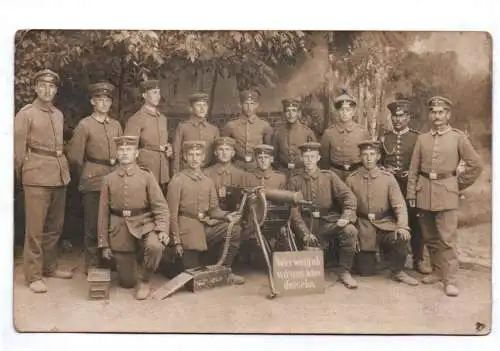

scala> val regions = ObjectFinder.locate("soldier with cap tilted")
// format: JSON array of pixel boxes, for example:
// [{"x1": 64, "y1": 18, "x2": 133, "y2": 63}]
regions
[
  {"x1": 97, "y1": 135, "x2": 170, "y2": 300},
  {"x1": 288, "y1": 142, "x2": 359, "y2": 289},
  {"x1": 345, "y1": 140, "x2": 419, "y2": 286},
  {"x1": 273, "y1": 97, "x2": 316, "y2": 174},
  {"x1": 125, "y1": 79, "x2": 172, "y2": 193},
  {"x1": 172, "y1": 92, "x2": 220, "y2": 174},
  {"x1": 221, "y1": 89, "x2": 274, "y2": 172},
  {"x1": 407, "y1": 96, "x2": 483, "y2": 297},
  {"x1": 379, "y1": 96, "x2": 430, "y2": 275},
  {"x1": 320, "y1": 89, "x2": 370, "y2": 181},
  {"x1": 167, "y1": 140, "x2": 245, "y2": 284},
  {"x1": 14, "y1": 69, "x2": 73, "y2": 293},
  {"x1": 67, "y1": 81, "x2": 123, "y2": 272}
]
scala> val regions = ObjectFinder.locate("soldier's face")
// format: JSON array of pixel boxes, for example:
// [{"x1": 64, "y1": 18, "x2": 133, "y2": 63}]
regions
[
  {"x1": 429, "y1": 107, "x2": 451, "y2": 127},
  {"x1": 191, "y1": 101, "x2": 208, "y2": 118},
  {"x1": 91, "y1": 95, "x2": 112, "y2": 114},
  {"x1": 391, "y1": 111, "x2": 410, "y2": 131},
  {"x1": 338, "y1": 104, "x2": 355, "y2": 123},
  {"x1": 301, "y1": 151, "x2": 321, "y2": 170},
  {"x1": 117, "y1": 145, "x2": 138, "y2": 165},
  {"x1": 35, "y1": 81, "x2": 57, "y2": 103},
  {"x1": 215, "y1": 145, "x2": 235, "y2": 163},
  {"x1": 256, "y1": 154, "x2": 273, "y2": 171},
  {"x1": 285, "y1": 106, "x2": 300, "y2": 124},
  {"x1": 184, "y1": 149, "x2": 205, "y2": 169},
  {"x1": 242, "y1": 100, "x2": 258, "y2": 116},
  {"x1": 361, "y1": 149, "x2": 380, "y2": 170},
  {"x1": 143, "y1": 88, "x2": 161, "y2": 107}
]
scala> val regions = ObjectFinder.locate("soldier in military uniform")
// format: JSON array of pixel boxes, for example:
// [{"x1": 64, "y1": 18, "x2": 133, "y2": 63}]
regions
[
  {"x1": 167, "y1": 141, "x2": 245, "y2": 284},
  {"x1": 345, "y1": 140, "x2": 419, "y2": 286},
  {"x1": 320, "y1": 89, "x2": 370, "y2": 180},
  {"x1": 124, "y1": 80, "x2": 172, "y2": 193},
  {"x1": 221, "y1": 89, "x2": 274, "y2": 172},
  {"x1": 380, "y1": 98, "x2": 430, "y2": 274},
  {"x1": 247, "y1": 145, "x2": 287, "y2": 190},
  {"x1": 97, "y1": 136, "x2": 169, "y2": 300},
  {"x1": 288, "y1": 142, "x2": 359, "y2": 289},
  {"x1": 172, "y1": 92, "x2": 220, "y2": 174},
  {"x1": 14, "y1": 69, "x2": 73, "y2": 293},
  {"x1": 407, "y1": 96, "x2": 483, "y2": 297},
  {"x1": 273, "y1": 98, "x2": 316, "y2": 175},
  {"x1": 66, "y1": 82, "x2": 123, "y2": 272}
]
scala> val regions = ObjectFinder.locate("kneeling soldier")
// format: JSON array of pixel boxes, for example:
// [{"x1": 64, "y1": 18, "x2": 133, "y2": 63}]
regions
[
  {"x1": 345, "y1": 140, "x2": 418, "y2": 286},
  {"x1": 167, "y1": 141, "x2": 245, "y2": 284},
  {"x1": 97, "y1": 136, "x2": 170, "y2": 300},
  {"x1": 288, "y1": 142, "x2": 359, "y2": 289}
]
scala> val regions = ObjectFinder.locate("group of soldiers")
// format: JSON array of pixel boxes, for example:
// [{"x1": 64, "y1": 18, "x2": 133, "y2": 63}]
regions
[{"x1": 14, "y1": 68, "x2": 483, "y2": 300}]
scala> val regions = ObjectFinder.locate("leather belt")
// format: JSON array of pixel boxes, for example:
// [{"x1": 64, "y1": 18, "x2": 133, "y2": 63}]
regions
[
  {"x1": 110, "y1": 207, "x2": 149, "y2": 217},
  {"x1": 30, "y1": 146, "x2": 64, "y2": 157},
  {"x1": 330, "y1": 161, "x2": 361, "y2": 172},
  {"x1": 357, "y1": 209, "x2": 393, "y2": 221},
  {"x1": 419, "y1": 171, "x2": 457, "y2": 180},
  {"x1": 86, "y1": 156, "x2": 116, "y2": 166},
  {"x1": 179, "y1": 210, "x2": 206, "y2": 221},
  {"x1": 142, "y1": 145, "x2": 168, "y2": 153}
]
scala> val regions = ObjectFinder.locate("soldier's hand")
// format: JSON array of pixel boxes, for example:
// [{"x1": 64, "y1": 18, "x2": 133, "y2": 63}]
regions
[
  {"x1": 397, "y1": 228, "x2": 411, "y2": 242},
  {"x1": 165, "y1": 143, "x2": 173, "y2": 158},
  {"x1": 304, "y1": 233, "x2": 319, "y2": 247},
  {"x1": 157, "y1": 231, "x2": 170, "y2": 246},
  {"x1": 408, "y1": 199, "x2": 416, "y2": 208},
  {"x1": 226, "y1": 211, "x2": 242, "y2": 223},
  {"x1": 102, "y1": 248, "x2": 113, "y2": 260},
  {"x1": 336, "y1": 218, "x2": 349, "y2": 228},
  {"x1": 175, "y1": 244, "x2": 184, "y2": 257}
]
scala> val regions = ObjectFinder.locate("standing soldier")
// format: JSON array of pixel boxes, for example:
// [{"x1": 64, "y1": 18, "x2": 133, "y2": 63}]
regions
[
  {"x1": 320, "y1": 89, "x2": 370, "y2": 181},
  {"x1": 204, "y1": 137, "x2": 249, "y2": 212},
  {"x1": 66, "y1": 82, "x2": 123, "y2": 272},
  {"x1": 167, "y1": 141, "x2": 245, "y2": 284},
  {"x1": 97, "y1": 136, "x2": 169, "y2": 300},
  {"x1": 380, "y1": 97, "x2": 430, "y2": 275},
  {"x1": 247, "y1": 145, "x2": 287, "y2": 190},
  {"x1": 345, "y1": 140, "x2": 419, "y2": 286},
  {"x1": 222, "y1": 89, "x2": 273, "y2": 172},
  {"x1": 14, "y1": 69, "x2": 73, "y2": 293},
  {"x1": 288, "y1": 142, "x2": 359, "y2": 289},
  {"x1": 125, "y1": 80, "x2": 172, "y2": 193},
  {"x1": 407, "y1": 96, "x2": 483, "y2": 297},
  {"x1": 172, "y1": 92, "x2": 220, "y2": 174},
  {"x1": 273, "y1": 98, "x2": 316, "y2": 174}
]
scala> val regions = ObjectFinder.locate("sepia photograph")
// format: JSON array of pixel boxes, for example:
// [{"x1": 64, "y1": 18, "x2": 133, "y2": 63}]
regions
[{"x1": 11, "y1": 29, "x2": 492, "y2": 335}]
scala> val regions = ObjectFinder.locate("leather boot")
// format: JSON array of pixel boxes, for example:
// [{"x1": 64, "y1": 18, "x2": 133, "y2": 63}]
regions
[
  {"x1": 392, "y1": 271, "x2": 419, "y2": 286},
  {"x1": 29, "y1": 280, "x2": 48, "y2": 293},
  {"x1": 445, "y1": 284, "x2": 459, "y2": 297},
  {"x1": 421, "y1": 274, "x2": 442, "y2": 284},
  {"x1": 44, "y1": 268, "x2": 73, "y2": 279},
  {"x1": 135, "y1": 281, "x2": 151, "y2": 300},
  {"x1": 338, "y1": 271, "x2": 358, "y2": 289}
]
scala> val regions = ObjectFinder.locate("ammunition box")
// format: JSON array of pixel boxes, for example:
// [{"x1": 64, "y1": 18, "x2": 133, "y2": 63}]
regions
[{"x1": 87, "y1": 268, "x2": 111, "y2": 300}]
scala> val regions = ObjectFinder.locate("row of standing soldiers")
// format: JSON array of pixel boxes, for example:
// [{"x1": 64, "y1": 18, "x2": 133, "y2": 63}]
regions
[{"x1": 14, "y1": 69, "x2": 483, "y2": 299}]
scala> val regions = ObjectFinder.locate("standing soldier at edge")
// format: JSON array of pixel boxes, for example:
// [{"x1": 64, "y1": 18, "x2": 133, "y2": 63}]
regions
[
  {"x1": 407, "y1": 96, "x2": 483, "y2": 297},
  {"x1": 67, "y1": 82, "x2": 123, "y2": 272},
  {"x1": 14, "y1": 69, "x2": 73, "y2": 293},
  {"x1": 320, "y1": 89, "x2": 370, "y2": 181},
  {"x1": 125, "y1": 79, "x2": 172, "y2": 193},
  {"x1": 222, "y1": 89, "x2": 273, "y2": 172},
  {"x1": 172, "y1": 92, "x2": 220, "y2": 174}
]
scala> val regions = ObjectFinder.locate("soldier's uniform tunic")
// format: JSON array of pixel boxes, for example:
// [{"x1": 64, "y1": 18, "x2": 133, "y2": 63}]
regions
[
  {"x1": 97, "y1": 164, "x2": 168, "y2": 287},
  {"x1": 204, "y1": 162, "x2": 249, "y2": 211},
  {"x1": 67, "y1": 113, "x2": 123, "y2": 268},
  {"x1": 407, "y1": 126, "x2": 482, "y2": 285},
  {"x1": 14, "y1": 97, "x2": 71, "y2": 283},
  {"x1": 345, "y1": 167, "x2": 410, "y2": 273},
  {"x1": 172, "y1": 117, "x2": 219, "y2": 174},
  {"x1": 273, "y1": 122, "x2": 316, "y2": 173},
  {"x1": 380, "y1": 127, "x2": 424, "y2": 264},
  {"x1": 288, "y1": 168, "x2": 358, "y2": 272},
  {"x1": 167, "y1": 169, "x2": 242, "y2": 269},
  {"x1": 124, "y1": 106, "x2": 170, "y2": 188},
  {"x1": 246, "y1": 168, "x2": 287, "y2": 190}
]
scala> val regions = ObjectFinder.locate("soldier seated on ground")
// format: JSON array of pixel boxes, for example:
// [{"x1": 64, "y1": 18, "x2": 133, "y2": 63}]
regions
[
  {"x1": 97, "y1": 136, "x2": 170, "y2": 300},
  {"x1": 166, "y1": 141, "x2": 245, "y2": 285},
  {"x1": 345, "y1": 140, "x2": 418, "y2": 286}
]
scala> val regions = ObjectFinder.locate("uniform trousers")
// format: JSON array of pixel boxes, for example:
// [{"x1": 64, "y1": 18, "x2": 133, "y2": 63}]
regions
[
  {"x1": 23, "y1": 186, "x2": 66, "y2": 283},
  {"x1": 418, "y1": 209, "x2": 458, "y2": 284},
  {"x1": 313, "y1": 220, "x2": 357, "y2": 272},
  {"x1": 82, "y1": 191, "x2": 100, "y2": 269},
  {"x1": 112, "y1": 232, "x2": 164, "y2": 288}
]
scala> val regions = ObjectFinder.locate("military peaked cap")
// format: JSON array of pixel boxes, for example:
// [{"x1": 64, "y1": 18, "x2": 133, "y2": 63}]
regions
[
  {"x1": 333, "y1": 88, "x2": 357, "y2": 109},
  {"x1": 254, "y1": 144, "x2": 274, "y2": 156},
  {"x1": 34, "y1": 69, "x2": 60, "y2": 86},
  {"x1": 114, "y1": 135, "x2": 139, "y2": 148},
  {"x1": 239, "y1": 89, "x2": 260, "y2": 102},
  {"x1": 357, "y1": 140, "x2": 381, "y2": 151},
  {"x1": 214, "y1": 137, "x2": 236, "y2": 148},
  {"x1": 387, "y1": 99, "x2": 412, "y2": 115},
  {"x1": 282, "y1": 97, "x2": 301, "y2": 109},
  {"x1": 298, "y1": 142, "x2": 321, "y2": 153},
  {"x1": 89, "y1": 82, "x2": 115, "y2": 98},
  {"x1": 183, "y1": 140, "x2": 206, "y2": 152},
  {"x1": 188, "y1": 92, "x2": 209, "y2": 104},
  {"x1": 428, "y1": 96, "x2": 453, "y2": 110},
  {"x1": 140, "y1": 80, "x2": 161, "y2": 93}
]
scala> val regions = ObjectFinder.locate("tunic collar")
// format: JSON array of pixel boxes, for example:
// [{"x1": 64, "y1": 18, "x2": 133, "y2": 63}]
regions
[
  {"x1": 118, "y1": 164, "x2": 138, "y2": 177},
  {"x1": 431, "y1": 126, "x2": 452, "y2": 136},
  {"x1": 183, "y1": 168, "x2": 204, "y2": 181},
  {"x1": 33, "y1": 98, "x2": 55, "y2": 113},
  {"x1": 188, "y1": 117, "x2": 207, "y2": 126},
  {"x1": 91, "y1": 113, "x2": 110, "y2": 124},
  {"x1": 304, "y1": 168, "x2": 320, "y2": 180},
  {"x1": 393, "y1": 127, "x2": 409, "y2": 136},
  {"x1": 335, "y1": 121, "x2": 355, "y2": 133},
  {"x1": 240, "y1": 115, "x2": 258, "y2": 124},
  {"x1": 361, "y1": 167, "x2": 380, "y2": 179},
  {"x1": 141, "y1": 104, "x2": 160, "y2": 118},
  {"x1": 254, "y1": 168, "x2": 273, "y2": 179},
  {"x1": 215, "y1": 163, "x2": 233, "y2": 175}
]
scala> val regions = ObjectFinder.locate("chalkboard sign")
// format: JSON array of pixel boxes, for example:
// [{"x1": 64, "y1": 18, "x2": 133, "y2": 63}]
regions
[{"x1": 272, "y1": 250, "x2": 325, "y2": 296}]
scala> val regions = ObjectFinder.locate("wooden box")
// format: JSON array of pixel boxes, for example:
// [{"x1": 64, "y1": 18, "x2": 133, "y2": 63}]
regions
[{"x1": 87, "y1": 268, "x2": 111, "y2": 300}]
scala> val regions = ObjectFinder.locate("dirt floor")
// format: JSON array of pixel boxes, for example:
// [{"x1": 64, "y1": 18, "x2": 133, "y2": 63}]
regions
[{"x1": 12, "y1": 223, "x2": 492, "y2": 335}]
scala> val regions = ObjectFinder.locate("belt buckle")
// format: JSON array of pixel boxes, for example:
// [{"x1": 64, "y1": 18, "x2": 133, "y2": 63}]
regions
[
  {"x1": 343, "y1": 164, "x2": 351, "y2": 171},
  {"x1": 198, "y1": 212, "x2": 205, "y2": 220},
  {"x1": 159, "y1": 145, "x2": 166, "y2": 152},
  {"x1": 122, "y1": 210, "x2": 131, "y2": 217},
  {"x1": 218, "y1": 186, "x2": 227, "y2": 198},
  {"x1": 244, "y1": 154, "x2": 252, "y2": 163},
  {"x1": 56, "y1": 150, "x2": 63, "y2": 157},
  {"x1": 312, "y1": 210, "x2": 320, "y2": 218},
  {"x1": 429, "y1": 172, "x2": 437, "y2": 180},
  {"x1": 287, "y1": 163, "x2": 295, "y2": 169},
  {"x1": 368, "y1": 213, "x2": 376, "y2": 222},
  {"x1": 110, "y1": 158, "x2": 116, "y2": 166}
]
